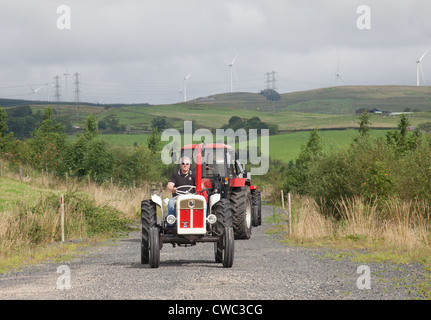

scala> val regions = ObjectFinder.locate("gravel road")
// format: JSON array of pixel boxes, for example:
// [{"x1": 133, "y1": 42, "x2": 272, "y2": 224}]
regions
[{"x1": 0, "y1": 205, "x2": 427, "y2": 300}]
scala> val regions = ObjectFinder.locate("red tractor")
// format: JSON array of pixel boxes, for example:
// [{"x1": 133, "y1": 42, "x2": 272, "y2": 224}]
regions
[{"x1": 140, "y1": 143, "x2": 261, "y2": 268}]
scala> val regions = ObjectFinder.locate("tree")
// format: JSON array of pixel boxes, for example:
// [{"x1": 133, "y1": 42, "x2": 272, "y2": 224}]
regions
[
  {"x1": 151, "y1": 117, "x2": 169, "y2": 132},
  {"x1": 386, "y1": 114, "x2": 421, "y2": 155},
  {"x1": 98, "y1": 120, "x2": 107, "y2": 131},
  {"x1": 358, "y1": 109, "x2": 371, "y2": 137},
  {"x1": 147, "y1": 127, "x2": 161, "y2": 154},
  {"x1": 105, "y1": 116, "x2": 120, "y2": 132},
  {"x1": 0, "y1": 106, "x2": 13, "y2": 152},
  {"x1": 63, "y1": 135, "x2": 88, "y2": 178},
  {"x1": 228, "y1": 116, "x2": 242, "y2": 127},
  {"x1": 83, "y1": 140, "x2": 114, "y2": 183},
  {"x1": 112, "y1": 144, "x2": 162, "y2": 187},
  {"x1": 0, "y1": 107, "x2": 8, "y2": 135},
  {"x1": 259, "y1": 89, "x2": 281, "y2": 101},
  {"x1": 29, "y1": 107, "x2": 66, "y2": 173},
  {"x1": 83, "y1": 114, "x2": 99, "y2": 141},
  {"x1": 284, "y1": 128, "x2": 322, "y2": 194}
]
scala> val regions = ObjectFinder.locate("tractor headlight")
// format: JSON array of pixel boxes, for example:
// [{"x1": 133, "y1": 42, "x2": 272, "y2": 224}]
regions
[
  {"x1": 207, "y1": 214, "x2": 217, "y2": 225},
  {"x1": 166, "y1": 215, "x2": 177, "y2": 225}
]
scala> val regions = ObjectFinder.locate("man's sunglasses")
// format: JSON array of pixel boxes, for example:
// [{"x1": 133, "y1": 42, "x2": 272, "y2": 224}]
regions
[{"x1": 181, "y1": 162, "x2": 190, "y2": 165}]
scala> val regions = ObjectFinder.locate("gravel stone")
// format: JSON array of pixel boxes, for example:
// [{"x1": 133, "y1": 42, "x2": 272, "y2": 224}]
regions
[{"x1": 0, "y1": 205, "x2": 427, "y2": 300}]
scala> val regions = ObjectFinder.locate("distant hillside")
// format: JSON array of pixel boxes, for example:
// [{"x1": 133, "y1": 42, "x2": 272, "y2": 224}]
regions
[
  {"x1": 3, "y1": 85, "x2": 431, "y2": 135},
  {"x1": 192, "y1": 86, "x2": 431, "y2": 114}
]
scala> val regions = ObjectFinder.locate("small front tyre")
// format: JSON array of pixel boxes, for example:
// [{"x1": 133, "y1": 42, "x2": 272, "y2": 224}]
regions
[
  {"x1": 149, "y1": 227, "x2": 160, "y2": 268},
  {"x1": 141, "y1": 200, "x2": 157, "y2": 264},
  {"x1": 222, "y1": 227, "x2": 234, "y2": 268}
]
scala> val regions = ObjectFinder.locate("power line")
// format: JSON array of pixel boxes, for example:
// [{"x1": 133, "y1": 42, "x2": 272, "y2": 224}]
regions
[
  {"x1": 73, "y1": 72, "x2": 81, "y2": 123},
  {"x1": 54, "y1": 75, "x2": 61, "y2": 102},
  {"x1": 264, "y1": 71, "x2": 278, "y2": 90},
  {"x1": 73, "y1": 72, "x2": 81, "y2": 103}
]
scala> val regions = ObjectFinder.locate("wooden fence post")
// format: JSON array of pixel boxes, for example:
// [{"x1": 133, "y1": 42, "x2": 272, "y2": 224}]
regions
[
  {"x1": 288, "y1": 193, "x2": 292, "y2": 237},
  {"x1": 61, "y1": 194, "x2": 65, "y2": 243},
  {"x1": 281, "y1": 190, "x2": 285, "y2": 210}
]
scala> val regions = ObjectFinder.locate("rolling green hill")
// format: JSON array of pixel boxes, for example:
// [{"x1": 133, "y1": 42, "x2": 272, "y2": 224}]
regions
[
  {"x1": 3, "y1": 85, "x2": 431, "y2": 135},
  {"x1": 192, "y1": 85, "x2": 431, "y2": 114},
  {"x1": 91, "y1": 85, "x2": 431, "y2": 134}
]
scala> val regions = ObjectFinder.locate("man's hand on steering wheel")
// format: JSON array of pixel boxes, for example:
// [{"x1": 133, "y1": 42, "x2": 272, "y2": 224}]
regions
[{"x1": 175, "y1": 185, "x2": 196, "y2": 195}]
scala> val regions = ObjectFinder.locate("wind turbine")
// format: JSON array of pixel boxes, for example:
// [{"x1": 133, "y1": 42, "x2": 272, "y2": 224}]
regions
[
  {"x1": 224, "y1": 53, "x2": 238, "y2": 93},
  {"x1": 334, "y1": 58, "x2": 344, "y2": 86},
  {"x1": 29, "y1": 85, "x2": 41, "y2": 101},
  {"x1": 29, "y1": 85, "x2": 41, "y2": 94},
  {"x1": 182, "y1": 73, "x2": 191, "y2": 102},
  {"x1": 416, "y1": 50, "x2": 428, "y2": 86}
]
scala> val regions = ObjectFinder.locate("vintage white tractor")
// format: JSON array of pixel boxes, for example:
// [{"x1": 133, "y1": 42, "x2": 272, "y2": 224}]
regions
[{"x1": 140, "y1": 143, "x2": 234, "y2": 268}]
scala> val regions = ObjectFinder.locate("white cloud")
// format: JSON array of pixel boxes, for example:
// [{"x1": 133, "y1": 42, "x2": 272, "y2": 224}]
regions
[{"x1": 0, "y1": 0, "x2": 430, "y2": 104}]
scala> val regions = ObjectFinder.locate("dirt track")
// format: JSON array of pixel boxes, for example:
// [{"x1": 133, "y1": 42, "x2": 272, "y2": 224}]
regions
[{"x1": 0, "y1": 205, "x2": 426, "y2": 300}]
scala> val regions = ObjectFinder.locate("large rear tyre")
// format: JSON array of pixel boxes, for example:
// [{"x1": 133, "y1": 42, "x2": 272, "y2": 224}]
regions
[
  {"x1": 251, "y1": 189, "x2": 262, "y2": 227},
  {"x1": 222, "y1": 227, "x2": 234, "y2": 268},
  {"x1": 230, "y1": 187, "x2": 252, "y2": 239},
  {"x1": 149, "y1": 227, "x2": 160, "y2": 268},
  {"x1": 141, "y1": 200, "x2": 157, "y2": 264}
]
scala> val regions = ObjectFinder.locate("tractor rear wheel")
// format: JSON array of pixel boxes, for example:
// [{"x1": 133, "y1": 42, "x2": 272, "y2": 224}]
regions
[
  {"x1": 230, "y1": 187, "x2": 252, "y2": 239},
  {"x1": 141, "y1": 200, "x2": 157, "y2": 264},
  {"x1": 251, "y1": 189, "x2": 262, "y2": 227}
]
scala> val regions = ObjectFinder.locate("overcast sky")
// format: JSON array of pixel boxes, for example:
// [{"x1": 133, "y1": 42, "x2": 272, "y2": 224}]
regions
[{"x1": 0, "y1": 0, "x2": 430, "y2": 105}]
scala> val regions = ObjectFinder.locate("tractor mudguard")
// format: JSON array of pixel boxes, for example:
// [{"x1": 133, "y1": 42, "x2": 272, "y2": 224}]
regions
[
  {"x1": 229, "y1": 178, "x2": 246, "y2": 188},
  {"x1": 151, "y1": 194, "x2": 164, "y2": 215}
]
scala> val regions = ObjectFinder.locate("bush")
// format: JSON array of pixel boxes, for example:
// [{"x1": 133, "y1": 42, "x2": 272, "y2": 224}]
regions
[
  {"x1": 46, "y1": 192, "x2": 132, "y2": 238},
  {"x1": 307, "y1": 146, "x2": 353, "y2": 210},
  {"x1": 360, "y1": 161, "x2": 395, "y2": 202},
  {"x1": 285, "y1": 117, "x2": 431, "y2": 220},
  {"x1": 283, "y1": 113, "x2": 431, "y2": 218}
]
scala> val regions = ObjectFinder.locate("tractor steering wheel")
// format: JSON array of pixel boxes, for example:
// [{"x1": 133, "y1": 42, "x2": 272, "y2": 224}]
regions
[{"x1": 175, "y1": 185, "x2": 196, "y2": 195}]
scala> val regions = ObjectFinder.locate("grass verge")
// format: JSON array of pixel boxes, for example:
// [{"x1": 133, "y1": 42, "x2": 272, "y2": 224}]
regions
[
  {"x1": 0, "y1": 165, "x2": 148, "y2": 274},
  {"x1": 265, "y1": 194, "x2": 431, "y2": 299}
]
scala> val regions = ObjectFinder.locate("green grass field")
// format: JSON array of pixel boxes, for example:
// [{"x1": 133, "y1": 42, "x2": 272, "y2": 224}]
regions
[
  {"x1": 268, "y1": 129, "x2": 389, "y2": 162},
  {"x1": 96, "y1": 104, "x2": 431, "y2": 133},
  {"x1": 21, "y1": 85, "x2": 431, "y2": 163},
  {"x1": 196, "y1": 86, "x2": 431, "y2": 114},
  {"x1": 21, "y1": 85, "x2": 431, "y2": 135},
  {"x1": 98, "y1": 129, "x2": 391, "y2": 163},
  {"x1": 0, "y1": 176, "x2": 52, "y2": 211},
  {"x1": 98, "y1": 133, "x2": 150, "y2": 146}
]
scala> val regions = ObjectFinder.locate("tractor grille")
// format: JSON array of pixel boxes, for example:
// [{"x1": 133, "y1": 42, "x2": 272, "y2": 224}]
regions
[{"x1": 179, "y1": 199, "x2": 205, "y2": 229}]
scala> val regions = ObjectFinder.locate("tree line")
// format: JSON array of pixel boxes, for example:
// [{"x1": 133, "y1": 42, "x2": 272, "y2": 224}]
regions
[
  {"x1": 0, "y1": 106, "x2": 170, "y2": 187},
  {"x1": 279, "y1": 111, "x2": 430, "y2": 216}
]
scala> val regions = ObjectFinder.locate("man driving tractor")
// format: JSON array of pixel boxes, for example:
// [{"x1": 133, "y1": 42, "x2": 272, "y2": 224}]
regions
[{"x1": 166, "y1": 156, "x2": 195, "y2": 225}]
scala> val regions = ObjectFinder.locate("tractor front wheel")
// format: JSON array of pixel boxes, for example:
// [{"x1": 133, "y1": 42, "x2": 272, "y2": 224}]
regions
[
  {"x1": 213, "y1": 198, "x2": 233, "y2": 263},
  {"x1": 222, "y1": 227, "x2": 234, "y2": 268},
  {"x1": 149, "y1": 227, "x2": 160, "y2": 268},
  {"x1": 141, "y1": 200, "x2": 157, "y2": 264}
]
